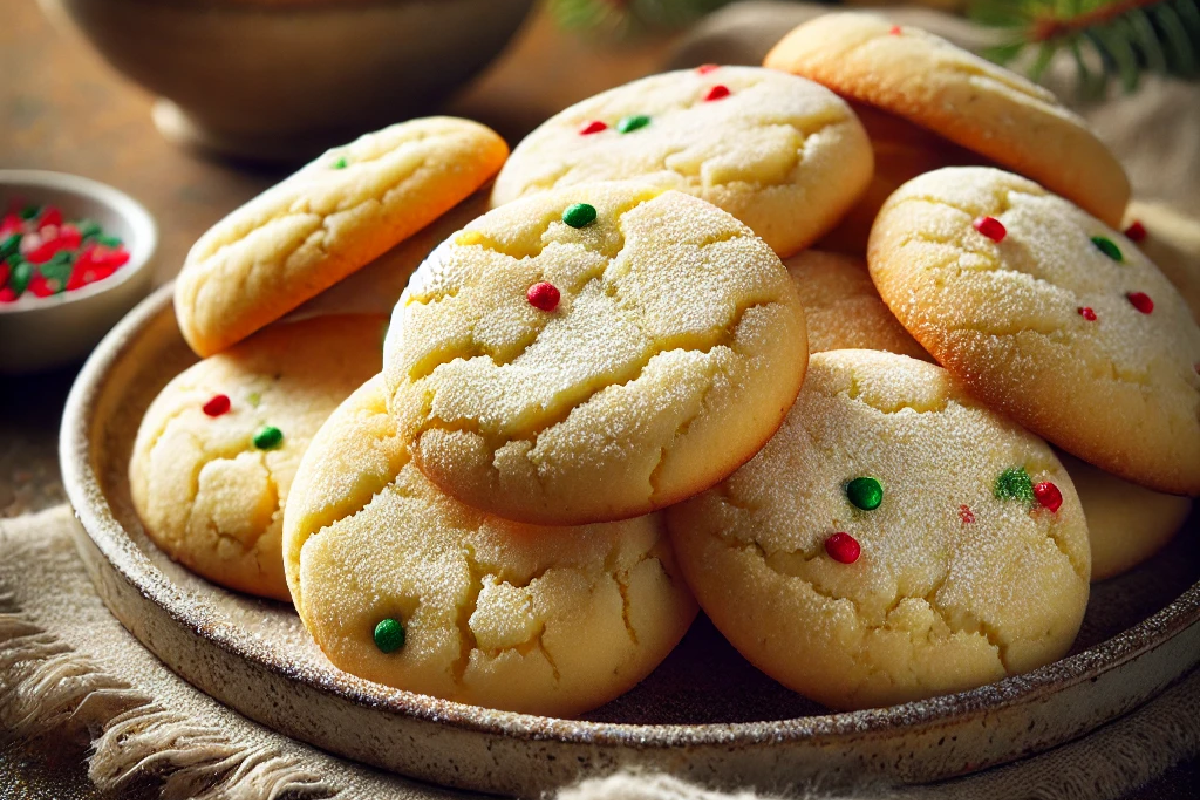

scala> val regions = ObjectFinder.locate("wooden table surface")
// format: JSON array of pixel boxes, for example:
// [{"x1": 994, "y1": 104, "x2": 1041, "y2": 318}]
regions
[{"x1": 1, "y1": 2, "x2": 1196, "y2": 797}]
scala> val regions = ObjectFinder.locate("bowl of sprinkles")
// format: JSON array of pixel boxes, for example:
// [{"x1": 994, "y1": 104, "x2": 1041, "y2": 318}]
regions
[{"x1": 0, "y1": 170, "x2": 156, "y2": 374}]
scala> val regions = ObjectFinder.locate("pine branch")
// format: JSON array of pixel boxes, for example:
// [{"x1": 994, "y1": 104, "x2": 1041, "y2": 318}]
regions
[{"x1": 973, "y1": 0, "x2": 1200, "y2": 96}]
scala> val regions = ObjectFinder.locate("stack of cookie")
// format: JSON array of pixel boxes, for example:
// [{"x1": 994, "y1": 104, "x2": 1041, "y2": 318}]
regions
[{"x1": 129, "y1": 12, "x2": 1200, "y2": 716}]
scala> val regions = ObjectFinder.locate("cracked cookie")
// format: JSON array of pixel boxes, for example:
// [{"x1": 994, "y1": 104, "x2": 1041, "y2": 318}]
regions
[
  {"x1": 282, "y1": 377, "x2": 697, "y2": 717},
  {"x1": 383, "y1": 183, "x2": 809, "y2": 525},
  {"x1": 175, "y1": 117, "x2": 509, "y2": 357},
  {"x1": 765, "y1": 13, "x2": 1130, "y2": 227},
  {"x1": 785, "y1": 249, "x2": 928, "y2": 359},
  {"x1": 490, "y1": 66, "x2": 872, "y2": 258},
  {"x1": 130, "y1": 314, "x2": 386, "y2": 600},
  {"x1": 868, "y1": 167, "x2": 1200, "y2": 496},
  {"x1": 667, "y1": 349, "x2": 1090, "y2": 710},
  {"x1": 1057, "y1": 451, "x2": 1193, "y2": 582}
]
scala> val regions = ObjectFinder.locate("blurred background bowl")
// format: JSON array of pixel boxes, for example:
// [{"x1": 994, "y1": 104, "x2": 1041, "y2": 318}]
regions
[
  {"x1": 0, "y1": 170, "x2": 157, "y2": 375},
  {"x1": 37, "y1": 0, "x2": 535, "y2": 162}
]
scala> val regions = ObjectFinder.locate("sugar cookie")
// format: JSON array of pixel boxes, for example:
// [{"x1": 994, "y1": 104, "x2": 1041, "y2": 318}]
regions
[
  {"x1": 130, "y1": 314, "x2": 387, "y2": 600},
  {"x1": 491, "y1": 66, "x2": 872, "y2": 258},
  {"x1": 1058, "y1": 451, "x2": 1193, "y2": 581},
  {"x1": 668, "y1": 349, "x2": 1090, "y2": 710},
  {"x1": 765, "y1": 13, "x2": 1130, "y2": 227},
  {"x1": 384, "y1": 183, "x2": 808, "y2": 525},
  {"x1": 283, "y1": 377, "x2": 697, "y2": 717},
  {"x1": 176, "y1": 117, "x2": 508, "y2": 357},
  {"x1": 785, "y1": 249, "x2": 928, "y2": 359},
  {"x1": 868, "y1": 167, "x2": 1200, "y2": 496}
]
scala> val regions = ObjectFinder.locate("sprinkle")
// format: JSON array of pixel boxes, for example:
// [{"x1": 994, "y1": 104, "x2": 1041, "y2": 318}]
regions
[
  {"x1": 995, "y1": 467, "x2": 1034, "y2": 503},
  {"x1": 1127, "y1": 291, "x2": 1154, "y2": 314},
  {"x1": 959, "y1": 505, "x2": 975, "y2": 524},
  {"x1": 1124, "y1": 220, "x2": 1147, "y2": 242},
  {"x1": 696, "y1": 64, "x2": 720, "y2": 74},
  {"x1": 617, "y1": 114, "x2": 651, "y2": 134},
  {"x1": 9, "y1": 260, "x2": 32, "y2": 296},
  {"x1": 889, "y1": 25, "x2": 902, "y2": 35},
  {"x1": 1077, "y1": 306, "x2": 1097, "y2": 321},
  {"x1": 562, "y1": 202, "x2": 597, "y2": 228},
  {"x1": 332, "y1": 157, "x2": 348, "y2": 169},
  {"x1": 0, "y1": 287, "x2": 15, "y2": 303},
  {"x1": 1091, "y1": 236, "x2": 1122, "y2": 261},
  {"x1": 1033, "y1": 482, "x2": 1063, "y2": 512},
  {"x1": 846, "y1": 476, "x2": 883, "y2": 511},
  {"x1": 203, "y1": 394, "x2": 231, "y2": 417},
  {"x1": 247, "y1": 392, "x2": 261, "y2": 408},
  {"x1": 253, "y1": 426, "x2": 283, "y2": 450},
  {"x1": 527, "y1": 281, "x2": 560, "y2": 312},
  {"x1": 579, "y1": 120, "x2": 608, "y2": 135},
  {"x1": 703, "y1": 85, "x2": 731, "y2": 102},
  {"x1": 973, "y1": 216, "x2": 1006, "y2": 243},
  {"x1": 825, "y1": 532, "x2": 861, "y2": 564},
  {"x1": 373, "y1": 618, "x2": 405, "y2": 653}
]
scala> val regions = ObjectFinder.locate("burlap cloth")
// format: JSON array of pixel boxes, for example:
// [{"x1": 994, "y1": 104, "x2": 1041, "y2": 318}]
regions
[{"x1": 4, "y1": 4, "x2": 1200, "y2": 799}]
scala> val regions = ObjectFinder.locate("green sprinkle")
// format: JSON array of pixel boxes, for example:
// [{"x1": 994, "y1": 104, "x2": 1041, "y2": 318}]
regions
[
  {"x1": 247, "y1": 392, "x2": 261, "y2": 408},
  {"x1": 78, "y1": 220, "x2": 103, "y2": 240},
  {"x1": 253, "y1": 425, "x2": 283, "y2": 450},
  {"x1": 9, "y1": 260, "x2": 32, "y2": 295},
  {"x1": 39, "y1": 253, "x2": 74, "y2": 282},
  {"x1": 373, "y1": 617, "x2": 405, "y2": 653},
  {"x1": 994, "y1": 467, "x2": 1034, "y2": 503},
  {"x1": 562, "y1": 202, "x2": 597, "y2": 229},
  {"x1": 332, "y1": 156, "x2": 348, "y2": 170},
  {"x1": 846, "y1": 476, "x2": 883, "y2": 511},
  {"x1": 96, "y1": 235, "x2": 123, "y2": 248},
  {"x1": 0, "y1": 234, "x2": 20, "y2": 261},
  {"x1": 1091, "y1": 236, "x2": 1122, "y2": 262},
  {"x1": 18, "y1": 204, "x2": 40, "y2": 221},
  {"x1": 617, "y1": 114, "x2": 651, "y2": 134}
]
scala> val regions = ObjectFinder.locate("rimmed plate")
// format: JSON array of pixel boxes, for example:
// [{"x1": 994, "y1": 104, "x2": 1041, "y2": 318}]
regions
[{"x1": 61, "y1": 285, "x2": 1200, "y2": 796}]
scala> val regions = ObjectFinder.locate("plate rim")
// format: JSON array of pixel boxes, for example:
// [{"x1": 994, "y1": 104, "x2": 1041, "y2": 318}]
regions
[{"x1": 60, "y1": 282, "x2": 1200, "y2": 748}]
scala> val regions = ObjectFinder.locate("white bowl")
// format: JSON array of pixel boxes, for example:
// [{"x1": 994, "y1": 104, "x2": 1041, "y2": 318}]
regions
[{"x1": 0, "y1": 170, "x2": 157, "y2": 374}]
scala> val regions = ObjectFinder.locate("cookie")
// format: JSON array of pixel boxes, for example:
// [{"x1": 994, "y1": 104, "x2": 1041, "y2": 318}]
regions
[
  {"x1": 1057, "y1": 451, "x2": 1193, "y2": 581},
  {"x1": 130, "y1": 314, "x2": 386, "y2": 600},
  {"x1": 868, "y1": 167, "x2": 1200, "y2": 496},
  {"x1": 785, "y1": 249, "x2": 928, "y2": 359},
  {"x1": 384, "y1": 182, "x2": 808, "y2": 525},
  {"x1": 490, "y1": 66, "x2": 872, "y2": 258},
  {"x1": 288, "y1": 190, "x2": 491, "y2": 320},
  {"x1": 668, "y1": 349, "x2": 1091, "y2": 710},
  {"x1": 176, "y1": 117, "x2": 509, "y2": 357},
  {"x1": 765, "y1": 13, "x2": 1130, "y2": 227},
  {"x1": 282, "y1": 376, "x2": 697, "y2": 717},
  {"x1": 1123, "y1": 200, "x2": 1200, "y2": 324}
]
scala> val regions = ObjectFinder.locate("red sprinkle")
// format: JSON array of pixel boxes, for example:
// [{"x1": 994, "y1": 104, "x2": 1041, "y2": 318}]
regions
[
  {"x1": 825, "y1": 532, "x2": 861, "y2": 564},
  {"x1": 1077, "y1": 306, "x2": 1097, "y2": 321},
  {"x1": 203, "y1": 394, "x2": 231, "y2": 417},
  {"x1": 27, "y1": 275, "x2": 56, "y2": 298},
  {"x1": 526, "y1": 282, "x2": 560, "y2": 312},
  {"x1": 1033, "y1": 482, "x2": 1063, "y2": 513},
  {"x1": 696, "y1": 63, "x2": 720, "y2": 74},
  {"x1": 1127, "y1": 292, "x2": 1154, "y2": 314},
  {"x1": 579, "y1": 120, "x2": 608, "y2": 136},
  {"x1": 703, "y1": 85, "x2": 731, "y2": 102},
  {"x1": 39, "y1": 207, "x2": 62, "y2": 227},
  {"x1": 0, "y1": 287, "x2": 15, "y2": 303},
  {"x1": 889, "y1": 25, "x2": 902, "y2": 35},
  {"x1": 973, "y1": 216, "x2": 1007, "y2": 243},
  {"x1": 1124, "y1": 220, "x2": 1147, "y2": 242},
  {"x1": 959, "y1": 504, "x2": 975, "y2": 524}
]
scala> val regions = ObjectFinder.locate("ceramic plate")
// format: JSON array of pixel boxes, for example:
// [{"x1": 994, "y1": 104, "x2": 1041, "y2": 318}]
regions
[{"x1": 61, "y1": 285, "x2": 1200, "y2": 796}]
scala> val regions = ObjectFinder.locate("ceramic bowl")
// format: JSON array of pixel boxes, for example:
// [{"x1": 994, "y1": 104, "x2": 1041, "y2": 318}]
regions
[
  {"x1": 0, "y1": 170, "x2": 157, "y2": 375},
  {"x1": 38, "y1": 0, "x2": 535, "y2": 162}
]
